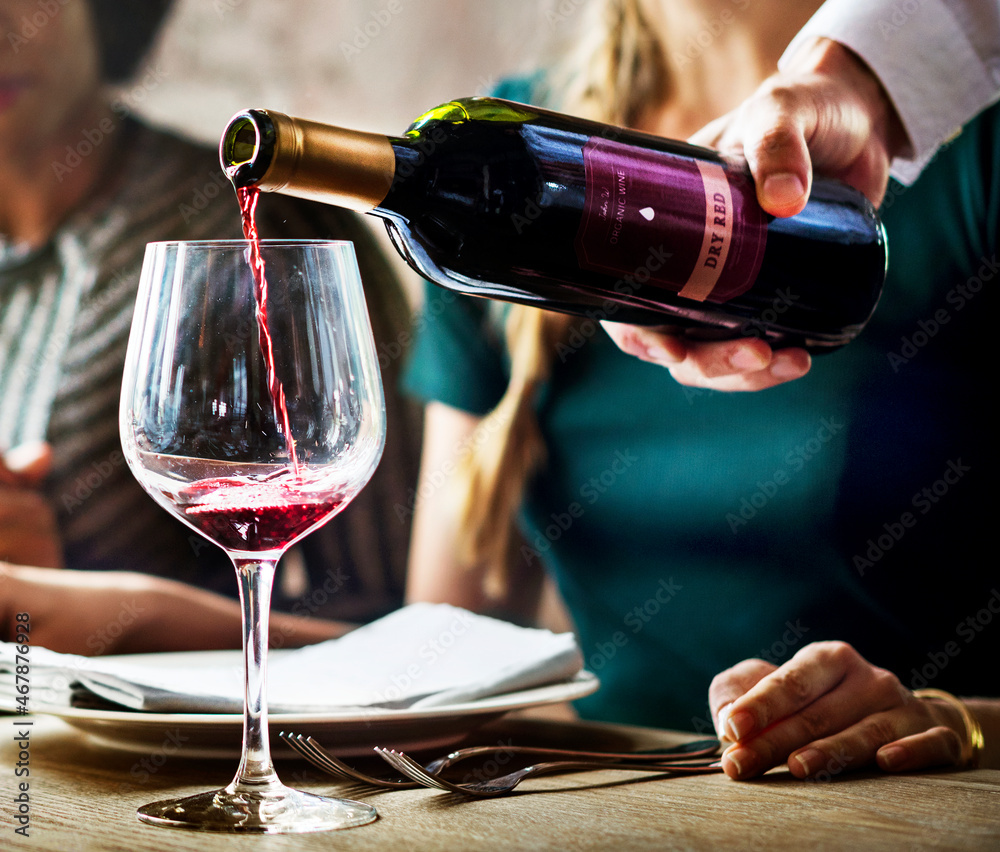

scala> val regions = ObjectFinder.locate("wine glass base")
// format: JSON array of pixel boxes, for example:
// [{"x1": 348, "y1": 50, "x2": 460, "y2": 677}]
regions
[{"x1": 136, "y1": 785, "x2": 378, "y2": 834}]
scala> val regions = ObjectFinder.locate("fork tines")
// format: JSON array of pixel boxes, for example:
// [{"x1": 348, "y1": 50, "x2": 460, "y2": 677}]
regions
[
  {"x1": 374, "y1": 748, "x2": 456, "y2": 792},
  {"x1": 279, "y1": 732, "x2": 419, "y2": 789}
]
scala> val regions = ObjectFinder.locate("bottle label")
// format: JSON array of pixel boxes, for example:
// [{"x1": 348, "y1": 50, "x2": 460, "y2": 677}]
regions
[{"x1": 575, "y1": 137, "x2": 767, "y2": 302}]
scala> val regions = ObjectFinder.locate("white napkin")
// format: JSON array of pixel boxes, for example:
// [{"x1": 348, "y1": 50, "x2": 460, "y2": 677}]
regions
[{"x1": 0, "y1": 603, "x2": 583, "y2": 714}]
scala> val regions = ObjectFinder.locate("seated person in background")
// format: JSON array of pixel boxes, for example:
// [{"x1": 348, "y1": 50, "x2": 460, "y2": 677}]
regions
[
  {"x1": 3, "y1": 0, "x2": 996, "y2": 781},
  {"x1": 403, "y1": 0, "x2": 999, "y2": 778},
  {"x1": 0, "y1": 1, "x2": 420, "y2": 622}
]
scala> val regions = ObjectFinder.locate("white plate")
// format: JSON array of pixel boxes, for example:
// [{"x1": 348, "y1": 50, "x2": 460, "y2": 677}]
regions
[{"x1": 25, "y1": 650, "x2": 598, "y2": 758}]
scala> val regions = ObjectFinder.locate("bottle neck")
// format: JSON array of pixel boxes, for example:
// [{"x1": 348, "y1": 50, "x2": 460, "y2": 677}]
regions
[{"x1": 220, "y1": 109, "x2": 397, "y2": 212}]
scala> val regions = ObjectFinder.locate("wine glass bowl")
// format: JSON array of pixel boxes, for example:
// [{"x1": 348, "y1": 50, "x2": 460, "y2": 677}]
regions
[
  {"x1": 124, "y1": 240, "x2": 384, "y2": 557},
  {"x1": 120, "y1": 240, "x2": 385, "y2": 833}
]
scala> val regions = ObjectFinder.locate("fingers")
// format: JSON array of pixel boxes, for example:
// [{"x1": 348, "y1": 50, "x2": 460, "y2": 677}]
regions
[
  {"x1": 0, "y1": 455, "x2": 15, "y2": 487},
  {"x1": 601, "y1": 322, "x2": 811, "y2": 391},
  {"x1": 709, "y1": 658, "x2": 777, "y2": 735},
  {"x1": 686, "y1": 89, "x2": 815, "y2": 218},
  {"x1": 599, "y1": 321, "x2": 687, "y2": 366},
  {"x1": 688, "y1": 40, "x2": 896, "y2": 216},
  {"x1": 674, "y1": 336, "x2": 771, "y2": 378},
  {"x1": 690, "y1": 100, "x2": 813, "y2": 218},
  {"x1": 713, "y1": 641, "x2": 969, "y2": 781},
  {"x1": 668, "y1": 340, "x2": 810, "y2": 391},
  {"x1": 876, "y1": 727, "x2": 965, "y2": 773},
  {"x1": 737, "y1": 103, "x2": 815, "y2": 218},
  {"x1": 0, "y1": 444, "x2": 62, "y2": 568},
  {"x1": 717, "y1": 642, "x2": 898, "y2": 779},
  {"x1": 720, "y1": 642, "x2": 873, "y2": 744},
  {"x1": 726, "y1": 673, "x2": 904, "y2": 780},
  {"x1": 721, "y1": 76, "x2": 873, "y2": 216},
  {"x1": 700, "y1": 79, "x2": 820, "y2": 218},
  {"x1": 2, "y1": 441, "x2": 53, "y2": 487},
  {"x1": 788, "y1": 713, "x2": 966, "y2": 779}
]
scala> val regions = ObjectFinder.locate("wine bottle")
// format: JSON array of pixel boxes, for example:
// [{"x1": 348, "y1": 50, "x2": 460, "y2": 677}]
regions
[{"x1": 220, "y1": 97, "x2": 887, "y2": 350}]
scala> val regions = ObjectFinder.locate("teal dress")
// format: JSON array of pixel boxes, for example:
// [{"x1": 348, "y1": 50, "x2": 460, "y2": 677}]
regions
[{"x1": 403, "y1": 82, "x2": 999, "y2": 731}]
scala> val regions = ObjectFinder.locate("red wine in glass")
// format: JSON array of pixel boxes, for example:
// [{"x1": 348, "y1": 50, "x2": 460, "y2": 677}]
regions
[{"x1": 175, "y1": 472, "x2": 347, "y2": 552}]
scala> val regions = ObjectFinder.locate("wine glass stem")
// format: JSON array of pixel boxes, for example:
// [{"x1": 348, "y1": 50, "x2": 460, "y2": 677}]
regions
[{"x1": 230, "y1": 557, "x2": 280, "y2": 794}]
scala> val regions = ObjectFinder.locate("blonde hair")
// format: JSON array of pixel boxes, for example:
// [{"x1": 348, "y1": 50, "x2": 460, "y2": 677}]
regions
[{"x1": 454, "y1": 0, "x2": 668, "y2": 596}]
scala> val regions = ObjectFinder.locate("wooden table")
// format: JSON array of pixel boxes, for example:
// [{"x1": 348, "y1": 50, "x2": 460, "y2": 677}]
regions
[{"x1": 3, "y1": 713, "x2": 998, "y2": 851}]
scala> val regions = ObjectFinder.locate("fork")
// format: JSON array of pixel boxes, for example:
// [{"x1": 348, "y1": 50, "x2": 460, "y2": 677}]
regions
[
  {"x1": 374, "y1": 747, "x2": 724, "y2": 797},
  {"x1": 280, "y1": 732, "x2": 421, "y2": 788},
  {"x1": 279, "y1": 732, "x2": 720, "y2": 790}
]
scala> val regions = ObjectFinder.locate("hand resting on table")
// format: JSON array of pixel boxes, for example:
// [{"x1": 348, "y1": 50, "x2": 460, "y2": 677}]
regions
[{"x1": 710, "y1": 641, "x2": 997, "y2": 780}]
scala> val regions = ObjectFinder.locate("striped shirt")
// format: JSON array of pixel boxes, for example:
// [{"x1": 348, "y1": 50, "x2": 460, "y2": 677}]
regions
[{"x1": 0, "y1": 118, "x2": 420, "y2": 622}]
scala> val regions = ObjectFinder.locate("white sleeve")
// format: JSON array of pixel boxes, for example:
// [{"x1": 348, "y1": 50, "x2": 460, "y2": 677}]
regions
[{"x1": 780, "y1": 0, "x2": 1000, "y2": 184}]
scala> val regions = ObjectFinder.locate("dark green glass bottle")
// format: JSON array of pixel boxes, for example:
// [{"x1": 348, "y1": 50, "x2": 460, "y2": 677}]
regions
[{"x1": 221, "y1": 97, "x2": 887, "y2": 350}]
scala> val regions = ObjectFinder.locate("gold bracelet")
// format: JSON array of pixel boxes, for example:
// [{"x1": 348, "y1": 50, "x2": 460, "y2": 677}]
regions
[{"x1": 913, "y1": 688, "x2": 985, "y2": 769}]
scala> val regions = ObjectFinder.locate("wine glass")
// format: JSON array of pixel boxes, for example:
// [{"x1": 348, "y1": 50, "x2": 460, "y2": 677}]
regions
[{"x1": 119, "y1": 240, "x2": 385, "y2": 833}]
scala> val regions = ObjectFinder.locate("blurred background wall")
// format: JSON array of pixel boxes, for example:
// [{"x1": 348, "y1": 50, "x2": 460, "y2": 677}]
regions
[{"x1": 132, "y1": 0, "x2": 570, "y2": 143}]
